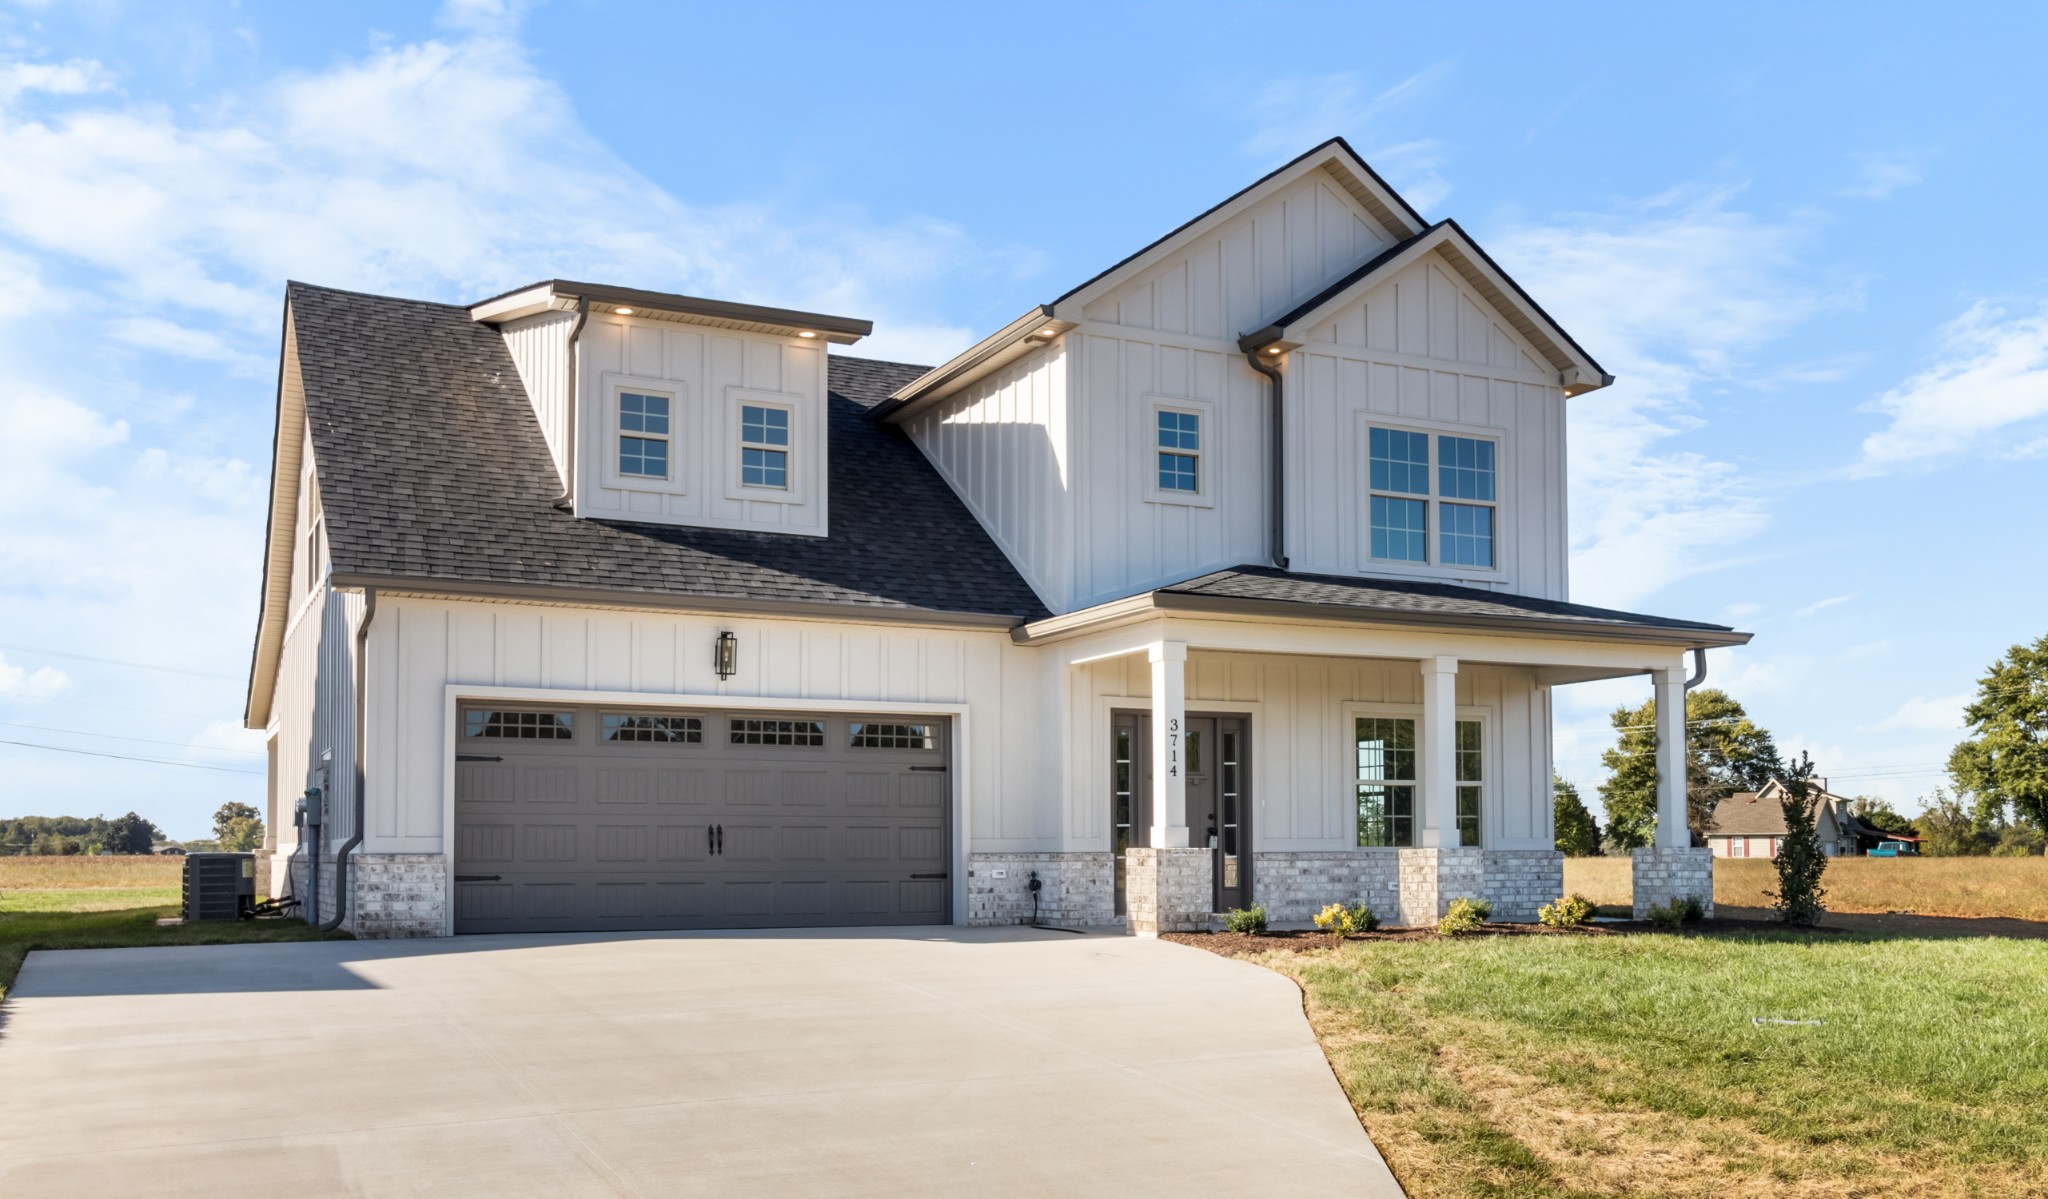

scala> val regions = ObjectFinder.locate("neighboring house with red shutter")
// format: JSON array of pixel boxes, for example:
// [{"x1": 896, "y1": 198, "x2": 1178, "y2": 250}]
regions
[{"x1": 1707, "y1": 779, "x2": 1898, "y2": 858}]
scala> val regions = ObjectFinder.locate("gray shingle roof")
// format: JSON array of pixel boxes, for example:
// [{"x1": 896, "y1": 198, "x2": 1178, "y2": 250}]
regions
[
  {"x1": 1155, "y1": 566, "x2": 1741, "y2": 640},
  {"x1": 287, "y1": 281, "x2": 1048, "y2": 622}
]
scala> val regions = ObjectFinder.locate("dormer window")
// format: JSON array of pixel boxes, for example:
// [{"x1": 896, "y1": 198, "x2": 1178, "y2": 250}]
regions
[
  {"x1": 618, "y1": 391, "x2": 671, "y2": 479},
  {"x1": 739, "y1": 404, "x2": 790, "y2": 489},
  {"x1": 1367, "y1": 426, "x2": 1498, "y2": 570}
]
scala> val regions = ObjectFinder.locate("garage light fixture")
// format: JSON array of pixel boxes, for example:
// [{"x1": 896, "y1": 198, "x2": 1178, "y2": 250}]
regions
[{"x1": 714, "y1": 631, "x2": 739, "y2": 680}]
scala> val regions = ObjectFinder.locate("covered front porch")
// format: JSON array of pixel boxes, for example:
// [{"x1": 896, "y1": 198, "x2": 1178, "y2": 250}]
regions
[{"x1": 1008, "y1": 569, "x2": 1748, "y2": 931}]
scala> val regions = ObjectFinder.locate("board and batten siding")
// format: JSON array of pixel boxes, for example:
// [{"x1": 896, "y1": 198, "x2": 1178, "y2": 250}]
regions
[
  {"x1": 497, "y1": 309, "x2": 577, "y2": 485},
  {"x1": 903, "y1": 344, "x2": 1069, "y2": 611},
  {"x1": 1285, "y1": 255, "x2": 1570, "y2": 598},
  {"x1": 572, "y1": 314, "x2": 829, "y2": 536},
  {"x1": 358, "y1": 597, "x2": 1058, "y2": 855},
  {"x1": 1067, "y1": 651, "x2": 1553, "y2": 854},
  {"x1": 269, "y1": 581, "x2": 364, "y2": 858}
]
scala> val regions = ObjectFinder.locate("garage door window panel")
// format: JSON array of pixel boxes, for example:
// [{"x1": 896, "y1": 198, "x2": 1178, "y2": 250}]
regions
[
  {"x1": 603, "y1": 714, "x2": 703, "y2": 743},
  {"x1": 730, "y1": 718, "x2": 826, "y2": 747},
  {"x1": 465, "y1": 710, "x2": 575, "y2": 740},
  {"x1": 851, "y1": 722, "x2": 935, "y2": 750}
]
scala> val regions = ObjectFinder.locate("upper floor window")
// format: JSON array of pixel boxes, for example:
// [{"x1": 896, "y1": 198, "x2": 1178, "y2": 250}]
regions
[
  {"x1": 618, "y1": 391, "x2": 671, "y2": 479},
  {"x1": 1366, "y1": 426, "x2": 1497, "y2": 570},
  {"x1": 301, "y1": 469, "x2": 325, "y2": 597},
  {"x1": 739, "y1": 404, "x2": 790, "y2": 489},
  {"x1": 1156, "y1": 410, "x2": 1200, "y2": 492}
]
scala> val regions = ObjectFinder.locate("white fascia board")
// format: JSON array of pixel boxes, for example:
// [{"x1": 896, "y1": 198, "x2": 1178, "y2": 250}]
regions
[
  {"x1": 1049, "y1": 145, "x2": 1426, "y2": 320},
  {"x1": 469, "y1": 283, "x2": 566, "y2": 324}
]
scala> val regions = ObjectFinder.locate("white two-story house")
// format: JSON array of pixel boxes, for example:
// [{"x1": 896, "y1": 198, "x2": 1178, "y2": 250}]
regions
[{"x1": 245, "y1": 139, "x2": 1746, "y2": 937}]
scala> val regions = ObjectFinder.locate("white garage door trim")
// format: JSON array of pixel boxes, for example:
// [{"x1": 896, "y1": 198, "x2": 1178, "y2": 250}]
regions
[{"x1": 439, "y1": 685, "x2": 971, "y2": 936}]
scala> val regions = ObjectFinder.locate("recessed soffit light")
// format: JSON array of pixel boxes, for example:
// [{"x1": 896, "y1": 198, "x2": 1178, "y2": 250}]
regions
[
  {"x1": 797, "y1": 330, "x2": 819, "y2": 339},
  {"x1": 615, "y1": 307, "x2": 634, "y2": 316}
]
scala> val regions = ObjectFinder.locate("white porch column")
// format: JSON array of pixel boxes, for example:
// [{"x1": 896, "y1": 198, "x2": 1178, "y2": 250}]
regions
[
  {"x1": 1654, "y1": 666, "x2": 1690, "y2": 848},
  {"x1": 1418, "y1": 655, "x2": 1459, "y2": 848},
  {"x1": 1148, "y1": 641, "x2": 1190, "y2": 848}
]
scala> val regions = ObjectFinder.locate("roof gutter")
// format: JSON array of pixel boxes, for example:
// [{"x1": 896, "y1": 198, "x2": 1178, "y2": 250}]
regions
[
  {"x1": 319, "y1": 586, "x2": 375, "y2": 933},
  {"x1": 554, "y1": 296, "x2": 589, "y2": 512},
  {"x1": 1011, "y1": 589, "x2": 1752, "y2": 649},
  {"x1": 868, "y1": 305, "x2": 1064, "y2": 422},
  {"x1": 1242, "y1": 345, "x2": 1289, "y2": 570},
  {"x1": 327, "y1": 572, "x2": 1030, "y2": 630}
]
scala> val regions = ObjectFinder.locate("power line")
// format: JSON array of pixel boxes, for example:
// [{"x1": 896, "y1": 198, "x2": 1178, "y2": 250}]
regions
[
  {"x1": 0, "y1": 642, "x2": 242, "y2": 683},
  {"x1": 0, "y1": 738, "x2": 265, "y2": 776},
  {"x1": 0, "y1": 720, "x2": 265, "y2": 757}
]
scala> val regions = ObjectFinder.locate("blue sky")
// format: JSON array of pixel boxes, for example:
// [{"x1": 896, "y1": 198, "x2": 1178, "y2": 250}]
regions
[{"x1": 1, "y1": 0, "x2": 2043, "y2": 838}]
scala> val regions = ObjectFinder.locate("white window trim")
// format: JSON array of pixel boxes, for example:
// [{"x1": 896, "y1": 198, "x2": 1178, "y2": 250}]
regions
[
  {"x1": 1339, "y1": 702, "x2": 1492, "y2": 849},
  {"x1": 601, "y1": 375, "x2": 687, "y2": 493},
  {"x1": 724, "y1": 388, "x2": 807, "y2": 504},
  {"x1": 1355, "y1": 414, "x2": 1508, "y2": 582},
  {"x1": 1143, "y1": 393, "x2": 1217, "y2": 508}
]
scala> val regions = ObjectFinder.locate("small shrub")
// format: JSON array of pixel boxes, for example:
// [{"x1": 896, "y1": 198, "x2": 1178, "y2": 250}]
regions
[
  {"x1": 1537, "y1": 893, "x2": 1595, "y2": 928},
  {"x1": 1222, "y1": 905, "x2": 1267, "y2": 935},
  {"x1": 1643, "y1": 894, "x2": 1707, "y2": 929},
  {"x1": 1438, "y1": 897, "x2": 1492, "y2": 936},
  {"x1": 1313, "y1": 901, "x2": 1381, "y2": 936}
]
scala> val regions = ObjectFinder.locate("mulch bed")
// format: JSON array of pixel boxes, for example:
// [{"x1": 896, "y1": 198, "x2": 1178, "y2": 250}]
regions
[{"x1": 1165, "y1": 917, "x2": 1855, "y2": 958}]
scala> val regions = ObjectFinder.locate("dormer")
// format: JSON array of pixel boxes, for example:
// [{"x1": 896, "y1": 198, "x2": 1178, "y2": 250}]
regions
[{"x1": 470, "y1": 281, "x2": 871, "y2": 537}]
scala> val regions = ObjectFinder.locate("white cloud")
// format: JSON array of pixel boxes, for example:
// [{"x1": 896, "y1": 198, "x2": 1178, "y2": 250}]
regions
[
  {"x1": 0, "y1": 21, "x2": 1013, "y2": 363},
  {"x1": 1853, "y1": 302, "x2": 2048, "y2": 473},
  {"x1": 1494, "y1": 187, "x2": 1831, "y2": 607},
  {"x1": 1842, "y1": 152, "x2": 1921, "y2": 200},
  {"x1": 1870, "y1": 693, "x2": 1969, "y2": 734},
  {"x1": 1793, "y1": 593, "x2": 1855, "y2": 618},
  {"x1": 0, "y1": 652, "x2": 69, "y2": 702},
  {"x1": 1240, "y1": 66, "x2": 1455, "y2": 212},
  {"x1": 0, "y1": 58, "x2": 113, "y2": 103},
  {"x1": 112, "y1": 316, "x2": 267, "y2": 374}
]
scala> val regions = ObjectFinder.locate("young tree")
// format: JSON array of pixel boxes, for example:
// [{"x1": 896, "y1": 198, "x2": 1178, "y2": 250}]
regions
[
  {"x1": 1913, "y1": 788, "x2": 1994, "y2": 856},
  {"x1": 102, "y1": 812, "x2": 160, "y2": 856},
  {"x1": 1553, "y1": 775, "x2": 1602, "y2": 856},
  {"x1": 1948, "y1": 632, "x2": 2048, "y2": 830},
  {"x1": 213, "y1": 802, "x2": 260, "y2": 839},
  {"x1": 1767, "y1": 751, "x2": 1828, "y2": 925},
  {"x1": 1598, "y1": 688, "x2": 1781, "y2": 848}
]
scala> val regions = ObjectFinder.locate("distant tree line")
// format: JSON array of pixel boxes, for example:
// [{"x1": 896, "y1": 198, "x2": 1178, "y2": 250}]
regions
[{"x1": 0, "y1": 812, "x2": 162, "y2": 856}]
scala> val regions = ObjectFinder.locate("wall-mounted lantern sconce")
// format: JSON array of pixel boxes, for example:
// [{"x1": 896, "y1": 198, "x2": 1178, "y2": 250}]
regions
[{"x1": 714, "y1": 631, "x2": 739, "y2": 680}]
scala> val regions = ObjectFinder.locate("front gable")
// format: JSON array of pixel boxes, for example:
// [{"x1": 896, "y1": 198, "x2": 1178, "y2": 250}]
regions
[
  {"x1": 1077, "y1": 165, "x2": 1404, "y2": 341},
  {"x1": 1301, "y1": 250, "x2": 1555, "y2": 377}
]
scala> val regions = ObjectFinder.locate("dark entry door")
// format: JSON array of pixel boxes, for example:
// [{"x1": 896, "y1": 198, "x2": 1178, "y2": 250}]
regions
[{"x1": 1110, "y1": 712, "x2": 1250, "y2": 915}]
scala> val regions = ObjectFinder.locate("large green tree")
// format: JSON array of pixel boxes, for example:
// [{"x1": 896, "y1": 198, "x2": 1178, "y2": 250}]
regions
[
  {"x1": 102, "y1": 812, "x2": 160, "y2": 855},
  {"x1": 1553, "y1": 775, "x2": 1601, "y2": 856},
  {"x1": 213, "y1": 802, "x2": 264, "y2": 852},
  {"x1": 1599, "y1": 688, "x2": 1780, "y2": 849},
  {"x1": 1853, "y1": 797, "x2": 1916, "y2": 837},
  {"x1": 1947, "y1": 632, "x2": 2048, "y2": 830}
]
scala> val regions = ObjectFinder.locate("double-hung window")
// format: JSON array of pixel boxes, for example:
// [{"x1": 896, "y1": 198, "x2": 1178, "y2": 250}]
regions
[
  {"x1": 1355, "y1": 717, "x2": 1416, "y2": 847},
  {"x1": 739, "y1": 404, "x2": 790, "y2": 489},
  {"x1": 618, "y1": 391, "x2": 671, "y2": 479},
  {"x1": 1156, "y1": 410, "x2": 1200, "y2": 493},
  {"x1": 1353, "y1": 714, "x2": 1485, "y2": 847},
  {"x1": 1366, "y1": 426, "x2": 1498, "y2": 569}
]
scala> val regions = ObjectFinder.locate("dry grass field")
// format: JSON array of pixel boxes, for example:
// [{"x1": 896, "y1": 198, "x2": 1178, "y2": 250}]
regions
[
  {"x1": 1564, "y1": 854, "x2": 2048, "y2": 921},
  {"x1": 0, "y1": 854, "x2": 184, "y2": 891}
]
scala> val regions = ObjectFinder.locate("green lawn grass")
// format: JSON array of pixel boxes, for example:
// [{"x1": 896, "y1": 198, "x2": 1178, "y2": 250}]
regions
[
  {"x1": 1, "y1": 886, "x2": 181, "y2": 913},
  {"x1": 1262, "y1": 931, "x2": 2048, "y2": 1198}
]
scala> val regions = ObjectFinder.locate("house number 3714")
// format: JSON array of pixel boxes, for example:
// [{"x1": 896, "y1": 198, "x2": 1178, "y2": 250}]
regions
[{"x1": 1168, "y1": 717, "x2": 1180, "y2": 777}]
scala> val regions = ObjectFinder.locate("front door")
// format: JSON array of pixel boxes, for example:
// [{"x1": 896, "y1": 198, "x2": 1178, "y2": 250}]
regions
[{"x1": 1110, "y1": 712, "x2": 1251, "y2": 915}]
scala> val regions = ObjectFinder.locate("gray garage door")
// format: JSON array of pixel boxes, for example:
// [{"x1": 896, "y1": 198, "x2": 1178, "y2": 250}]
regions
[{"x1": 452, "y1": 704, "x2": 950, "y2": 934}]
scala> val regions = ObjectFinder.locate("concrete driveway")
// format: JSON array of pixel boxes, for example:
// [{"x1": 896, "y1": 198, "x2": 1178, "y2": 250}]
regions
[{"x1": 0, "y1": 927, "x2": 1401, "y2": 1197}]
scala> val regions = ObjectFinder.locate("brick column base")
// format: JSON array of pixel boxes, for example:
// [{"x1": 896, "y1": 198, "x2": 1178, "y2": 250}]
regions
[
  {"x1": 1124, "y1": 847, "x2": 1213, "y2": 935},
  {"x1": 351, "y1": 853, "x2": 449, "y2": 937},
  {"x1": 1395, "y1": 847, "x2": 1486, "y2": 926},
  {"x1": 1631, "y1": 846, "x2": 1714, "y2": 920}
]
